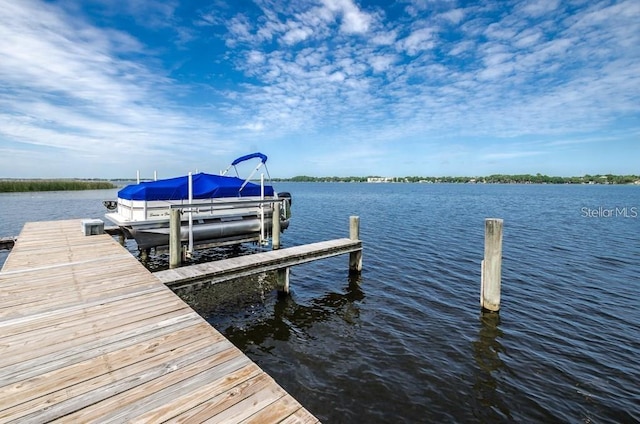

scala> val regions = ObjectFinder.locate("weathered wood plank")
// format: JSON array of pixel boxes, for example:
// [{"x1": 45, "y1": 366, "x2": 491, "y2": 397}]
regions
[
  {"x1": 0, "y1": 286, "x2": 165, "y2": 327},
  {"x1": 168, "y1": 373, "x2": 283, "y2": 423},
  {"x1": 0, "y1": 309, "x2": 202, "y2": 383},
  {"x1": 240, "y1": 394, "x2": 307, "y2": 423},
  {"x1": 200, "y1": 374, "x2": 288, "y2": 424},
  {"x1": 53, "y1": 353, "x2": 256, "y2": 423},
  {"x1": 0, "y1": 302, "x2": 199, "y2": 370},
  {"x1": 0, "y1": 321, "x2": 216, "y2": 414},
  {"x1": 123, "y1": 362, "x2": 265, "y2": 423},
  {"x1": 279, "y1": 408, "x2": 323, "y2": 424},
  {"x1": 0, "y1": 287, "x2": 181, "y2": 338}
]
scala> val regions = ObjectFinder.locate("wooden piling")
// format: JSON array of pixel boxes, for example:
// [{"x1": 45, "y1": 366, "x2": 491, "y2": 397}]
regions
[
  {"x1": 140, "y1": 248, "x2": 150, "y2": 263},
  {"x1": 169, "y1": 208, "x2": 182, "y2": 269},
  {"x1": 272, "y1": 201, "x2": 281, "y2": 250},
  {"x1": 349, "y1": 216, "x2": 362, "y2": 274},
  {"x1": 481, "y1": 218, "x2": 503, "y2": 312},
  {"x1": 277, "y1": 268, "x2": 290, "y2": 295}
]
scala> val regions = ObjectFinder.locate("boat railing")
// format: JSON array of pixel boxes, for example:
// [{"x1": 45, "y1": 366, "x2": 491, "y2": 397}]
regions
[
  {"x1": 170, "y1": 198, "x2": 284, "y2": 213},
  {"x1": 169, "y1": 198, "x2": 288, "y2": 256}
]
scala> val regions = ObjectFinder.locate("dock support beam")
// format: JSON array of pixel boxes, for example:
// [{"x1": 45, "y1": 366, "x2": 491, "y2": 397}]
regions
[
  {"x1": 349, "y1": 216, "x2": 362, "y2": 274},
  {"x1": 272, "y1": 201, "x2": 281, "y2": 250},
  {"x1": 481, "y1": 218, "x2": 503, "y2": 312},
  {"x1": 169, "y1": 209, "x2": 182, "y2": 269}
]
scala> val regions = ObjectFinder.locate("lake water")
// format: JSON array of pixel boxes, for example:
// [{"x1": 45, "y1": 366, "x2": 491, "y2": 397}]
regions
[{"x1": 1, "y1": 183, "x2": 639, "y2": 423}]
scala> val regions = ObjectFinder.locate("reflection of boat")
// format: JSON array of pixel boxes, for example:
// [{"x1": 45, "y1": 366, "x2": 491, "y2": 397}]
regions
[{"x1": 103, "y1": 153, "x2": 291, "y2": 250}]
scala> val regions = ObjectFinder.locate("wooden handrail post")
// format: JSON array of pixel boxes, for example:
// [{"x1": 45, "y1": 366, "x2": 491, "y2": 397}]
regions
[{"x1": 481, "y1": 218, "x2": 503, "y2": 312}]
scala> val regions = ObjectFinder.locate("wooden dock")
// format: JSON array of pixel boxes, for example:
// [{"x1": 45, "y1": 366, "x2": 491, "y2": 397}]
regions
[
  {"x1": 156, "y1": 238, "x2": 362, "y2": 290},
  {"x1": 0, "y1": 219, "x2": 319, "y2": 423}
]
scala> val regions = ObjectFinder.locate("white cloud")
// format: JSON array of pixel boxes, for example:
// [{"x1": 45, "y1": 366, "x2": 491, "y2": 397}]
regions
[
  {"x1": 321, "y1": 0, "x2": 373, "y2": 34},
  {"x1": 513, "y1": 28, "x2": 543, "y2": 49},
  {"x1": 371, "y1": 30, "x2": 398, "y2": 46},
  {"x1": 369, "y1": 55, "x2": 398, "y2": 73},
  {"x1": 282, "y1": 25, "x2": 314, "y2": 44},
  {"x1": 448, "y1": 40, "x2": 474, "y2": 56},
  {"x1": 519, "y1": 0, "x2": 560, "y2": 17},
  {"x1": 438, "y1": 8, "x2": 465, "y2": 24},
  {"x1": 399, "y1": 27, "x2": 435, "y2": 55}
]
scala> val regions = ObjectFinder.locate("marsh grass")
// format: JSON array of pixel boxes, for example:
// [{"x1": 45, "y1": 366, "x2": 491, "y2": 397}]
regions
[{"x1": 0, "y1": 180, "x2": 116, "y2": 192}]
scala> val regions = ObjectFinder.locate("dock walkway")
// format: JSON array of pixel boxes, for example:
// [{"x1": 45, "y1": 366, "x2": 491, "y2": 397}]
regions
[
  {"x1": 156, "y1": 238, "x2": 362, "y2": 290},
  {"x1": 0, "y1": 220, "x2": 319, "y2": 423}
]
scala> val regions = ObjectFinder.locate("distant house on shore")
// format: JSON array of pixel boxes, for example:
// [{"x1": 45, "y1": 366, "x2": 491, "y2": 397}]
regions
[{"x1": 367, "y1": 177, "x2": 393, "y2": 183}]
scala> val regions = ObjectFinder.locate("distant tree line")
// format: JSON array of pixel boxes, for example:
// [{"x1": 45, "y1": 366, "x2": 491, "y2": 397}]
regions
[
  {"x1": 273, "y1": 174, "x2": 640, "y2": 184},
  {"x1": 0, "y1": 180, "x2": 116, "y2": 192}
]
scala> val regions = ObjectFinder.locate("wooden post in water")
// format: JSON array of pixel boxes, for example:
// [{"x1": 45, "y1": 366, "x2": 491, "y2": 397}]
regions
[
  {"x1": 140, "y1": 248, "x2": 150, "y2": 263},
  {"x1": 272, "y1": 201, "x2": 281, "y2": 250},
  {"x1": 273, "y1": 201, "x2": 287, "y2": 294},
  {"x1": 349, "y1": 216, "x2": 362, "y2": 274},
  {"x1": 277, "y1": 267, "x2": 290, "y2": 295},
  {"x1": 169, "y1": 208, "x2": 182, "y2": 269},
  {"x1": 481, "y1": 218, "x2": 503, "y2": 312}
]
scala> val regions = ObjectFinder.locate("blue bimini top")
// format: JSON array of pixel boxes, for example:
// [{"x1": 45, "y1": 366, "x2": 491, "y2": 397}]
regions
[{"x1": 118, "y1": 173, "x2": 274, "y2": 201}]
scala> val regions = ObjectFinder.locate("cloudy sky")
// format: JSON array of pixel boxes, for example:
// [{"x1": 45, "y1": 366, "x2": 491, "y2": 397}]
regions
[{"x1": 0, "y1": 0, "x2": 638, "y2": 178}]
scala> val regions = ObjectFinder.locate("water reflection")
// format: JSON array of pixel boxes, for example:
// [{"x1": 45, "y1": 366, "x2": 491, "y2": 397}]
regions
[
  {"x1": 174, "y1": 272, "x2": 365, "y2": 352},
  {"x1": 472, "y1": 311, "x2": 512, "y2": 422},
  {"x1": 142, "y1": 243, "x2": 260, "y2": 272}
]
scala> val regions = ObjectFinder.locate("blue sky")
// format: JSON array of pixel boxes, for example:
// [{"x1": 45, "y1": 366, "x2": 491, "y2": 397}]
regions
[{"x1": 0, "y1": 0, "x2": 638, "y2": 178}]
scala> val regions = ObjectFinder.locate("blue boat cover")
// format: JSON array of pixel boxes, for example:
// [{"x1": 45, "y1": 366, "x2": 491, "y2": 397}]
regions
[
  {"x1": 118, "y1": 173, "x2": 274, "y2": 201},
  {"x1": 232, "y1": 152, "x2": 267, "y2": 166}
]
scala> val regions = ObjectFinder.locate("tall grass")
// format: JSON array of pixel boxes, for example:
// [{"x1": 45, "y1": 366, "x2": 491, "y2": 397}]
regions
[{"x1": 0, "y1": 180, "x2": 116, "y2": 192}]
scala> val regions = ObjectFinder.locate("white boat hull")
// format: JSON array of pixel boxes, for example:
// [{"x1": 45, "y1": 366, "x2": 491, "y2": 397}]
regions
[
  {"x1": 105, "y1": 196, "x2": 290, "y2": 250},
  {"x1": 114, "y1": 215, "x2": 289, "y2": 250}
]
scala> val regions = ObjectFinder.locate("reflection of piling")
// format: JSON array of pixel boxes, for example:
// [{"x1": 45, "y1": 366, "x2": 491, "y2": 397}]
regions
[
  {"x1": 481, "y1": 218, "x2": 503, "y2": 312},
  {"x1": 349, "y1": 216, "x2": 362, "y2": 274}
]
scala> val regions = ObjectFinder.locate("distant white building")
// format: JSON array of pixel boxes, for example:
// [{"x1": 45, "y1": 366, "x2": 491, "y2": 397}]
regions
[{"x1": 367, "y1": 177, "x2": 393, "y2": 183}]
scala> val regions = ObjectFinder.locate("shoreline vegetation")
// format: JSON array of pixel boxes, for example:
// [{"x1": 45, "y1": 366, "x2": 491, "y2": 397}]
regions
[
  {"x1": 277, "y1": 174, "x2": 640, "y2": 185},
  {"x1": 1, "y1": 173, "x2": 638, "y2": 193},
  {"x1": 0, "y1": 179, "x2": 116, "y2": 193}
]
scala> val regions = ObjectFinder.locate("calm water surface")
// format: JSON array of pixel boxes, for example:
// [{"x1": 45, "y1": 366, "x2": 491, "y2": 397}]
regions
[{"x1": 1, "y1": 183, "x2": 639, "y2": 423}]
